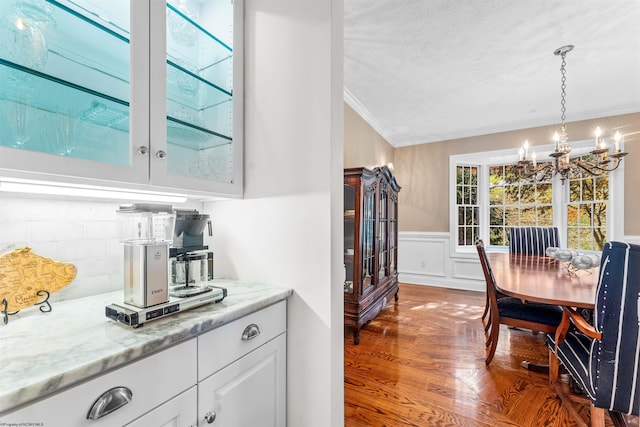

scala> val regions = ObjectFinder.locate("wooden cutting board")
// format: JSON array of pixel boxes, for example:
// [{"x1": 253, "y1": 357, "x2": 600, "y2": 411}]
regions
[{"x1": 0, "y1": 247, "x2": 77, "y2": 312}]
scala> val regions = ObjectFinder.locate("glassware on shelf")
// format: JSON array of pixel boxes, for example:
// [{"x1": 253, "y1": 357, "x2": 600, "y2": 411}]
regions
[
  {"x1": 167, "y1": 0, "x2": 199, "y2": 47},
  {"x1": 0, "y1": 13, "x2": 49, "y2": 71},
  {"x1": 13, "y1": 0, "x2": 56, "y2": 28},
  {"x1": 9, "y1": 96, "x2": 32, "y2": 149},
  {"x1": 54, "y1": 109, "x2": 79, "y2": 156}
]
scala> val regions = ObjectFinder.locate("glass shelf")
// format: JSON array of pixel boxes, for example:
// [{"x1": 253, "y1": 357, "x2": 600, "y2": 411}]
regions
[{"x1": 0, "y1": 59, "x2": 231, "y2": 152}]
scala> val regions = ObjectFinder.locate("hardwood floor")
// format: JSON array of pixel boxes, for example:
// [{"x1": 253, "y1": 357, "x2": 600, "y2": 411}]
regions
[{"x1": 344, "y1": 283, "x2": 638, "y2": 427}]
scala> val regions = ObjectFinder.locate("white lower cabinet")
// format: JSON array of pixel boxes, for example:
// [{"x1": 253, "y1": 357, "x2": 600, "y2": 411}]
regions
[
  {"x1": 2, "y1": 302, "x2": 287, "y2": 427},
  {"x1": 126, "y1": 386, "x2": 197, "y2": 427},
  {"x1": 198, "y1": 334, "x2": 286, "y2": 427}
]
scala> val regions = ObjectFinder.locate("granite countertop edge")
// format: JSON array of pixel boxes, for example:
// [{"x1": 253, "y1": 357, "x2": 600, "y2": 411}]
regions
[{"x1": 0, "y1": 279, "x2": 293, "y2": 414}]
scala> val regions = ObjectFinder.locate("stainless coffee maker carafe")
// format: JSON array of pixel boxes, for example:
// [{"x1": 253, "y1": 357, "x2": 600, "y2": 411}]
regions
[
  {"x1": 117, "y1": 204, "x2": 175, "y2": 308},
  {"x1": 169, "y1": 209, "x2": 214, "y2": 297}
]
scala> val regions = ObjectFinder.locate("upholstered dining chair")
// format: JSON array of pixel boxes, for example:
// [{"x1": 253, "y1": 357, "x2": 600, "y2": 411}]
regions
[
  {"x1": 546, "y1": 241, "x2": 639, "y2": 426},
  {"x1": 509, "y1": 226, "x2": 560, "y2": 255},
  {"x1": 476, "y1": 240, "x2": 564, "y2": 365}
]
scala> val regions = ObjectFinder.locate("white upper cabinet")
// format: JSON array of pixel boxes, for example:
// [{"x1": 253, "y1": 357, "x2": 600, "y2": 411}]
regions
[{"x1": 0, "y1": 0, "x2": 242, "y2": 198}]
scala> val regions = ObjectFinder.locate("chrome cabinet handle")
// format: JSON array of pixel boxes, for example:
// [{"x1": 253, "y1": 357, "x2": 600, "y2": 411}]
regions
[
  {"x1": 241, "y1": 324, "x2": 260, "y2": 340},
  {"x1": 137, "y1": 146, "x2": 149, "y2": 155},
  {"x1": 155, "y1": 150, "x2": 167, "y2": 159},
  {"x1": 204, "y1": 411, "x2": 217, "y2": 423},
  {"x1": 86, "y1": 386, "x2": 133, "y2": 420}
]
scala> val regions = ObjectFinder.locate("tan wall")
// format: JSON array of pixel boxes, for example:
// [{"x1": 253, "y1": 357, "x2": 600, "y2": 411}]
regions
[
  {"x1": 344, "y1": 103, "x2": 395, "y2": 169},
  {"x1": 393, "y1": 112, "x2": 640, "y2": 234},
  {"x1": 345, "y1": 106, "x2": 640, "y2": 235}
]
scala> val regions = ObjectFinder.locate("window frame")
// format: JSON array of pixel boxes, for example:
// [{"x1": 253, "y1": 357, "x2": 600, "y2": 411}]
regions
[{"x1": 448, "y1": 138, "x2": 624, "y2": 259}]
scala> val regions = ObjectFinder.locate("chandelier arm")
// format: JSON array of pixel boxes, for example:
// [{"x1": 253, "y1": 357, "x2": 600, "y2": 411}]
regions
[{"x1": 575, "y1": 158, "x2": 622, "y2": 174}]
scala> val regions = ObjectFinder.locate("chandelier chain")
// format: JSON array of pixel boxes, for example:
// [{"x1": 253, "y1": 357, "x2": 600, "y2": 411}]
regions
[{"x1": 560, "y1": 52, "x2": 567, "y2": 129}]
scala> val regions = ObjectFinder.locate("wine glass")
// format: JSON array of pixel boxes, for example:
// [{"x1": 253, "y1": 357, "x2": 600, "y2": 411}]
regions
[
  {"x1": 10, "y1": 97, "x2": 32, "y2": 149},
  {"x1": 54, "y1": 110, "x2": 78, "y2": 156}
]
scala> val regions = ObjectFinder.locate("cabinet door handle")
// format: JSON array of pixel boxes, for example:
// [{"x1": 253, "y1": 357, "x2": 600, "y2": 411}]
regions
[
  {"x1": 137, "y1": 146, "x2": 149, "y2": 155},
  {"x1": 241, "y1": 324, "x2": 260, "y2": 340},
  {"x1": 204, "y1": 411, "x2": 217, "y2": 423},
  {"x1": 155, "y1": 150, "x2": 167, "y2": 159},
  {"x1": 86, "y1": 386, "x2": 133, "y2": 420}
]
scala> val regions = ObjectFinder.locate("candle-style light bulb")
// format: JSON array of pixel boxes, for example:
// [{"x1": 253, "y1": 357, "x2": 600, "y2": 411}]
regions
[
  {"x1": 532, "y1": 151, "x2": 537, "y2": 168},
  {"x1": 523, "y1": 140, "x2": 529, "y2": 159},
  {"x1": 519, "y1": 147, "x2": 524, "y2": 161},
  {"x1": 614, "y1": 131, "x2": 621, "y2": 152},
  {"x1": 553, "y1": 132, "x2": 560, "y2": 151},
  {"x1": 595, "y1": 126, "x2": 602, "y2": 149}
]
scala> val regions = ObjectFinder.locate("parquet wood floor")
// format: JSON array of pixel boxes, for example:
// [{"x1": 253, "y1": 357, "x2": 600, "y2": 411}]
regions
[{"x1": 344, "y1": 283, "x2": 639, "y2": 427}]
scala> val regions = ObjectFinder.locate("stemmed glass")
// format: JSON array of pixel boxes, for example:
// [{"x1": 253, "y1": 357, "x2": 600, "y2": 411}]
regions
[
  {"x1": 10, "y1": 96, "x2": 32, "y2": 149},
  {"x1": 54, "y1": 109, "x2": 79, "y2": 156}
]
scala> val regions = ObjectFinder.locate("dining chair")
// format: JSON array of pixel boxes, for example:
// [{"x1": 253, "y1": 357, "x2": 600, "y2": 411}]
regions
[
  {"x1": 476, "y1": 240, "x2": 564, "y2": 365},
  {"x1": 546, "y1": 241, "x2": 639, "y2": 426},
  {"x1": 509, "y1": 226, "x2": 560, "y2": 255}
]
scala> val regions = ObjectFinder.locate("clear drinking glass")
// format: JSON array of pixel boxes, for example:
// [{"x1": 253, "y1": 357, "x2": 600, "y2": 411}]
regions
[
  {"x1": 10, "y1": 97, "x2": 31, "y2": 148},
  {"x1": 54, "y1": 110, "x2": 79, "y2": 156}
]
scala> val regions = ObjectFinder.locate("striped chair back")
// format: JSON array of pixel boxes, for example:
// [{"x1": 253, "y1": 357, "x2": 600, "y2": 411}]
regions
[
  {"x1": 591, "y1": 241, "x2": 640, "y2": 414},
  {"x1": 508, "y1": 226, "x2": 560, "y2": 255}
]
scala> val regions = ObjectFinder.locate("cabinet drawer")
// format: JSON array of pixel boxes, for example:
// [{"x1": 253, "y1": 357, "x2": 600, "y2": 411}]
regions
[
  {"x1": 198, "y1": 301, "x2": 286, "y2": 381},
  {"x1": 3, "y1": 340, "x2": 197, "y2": 426}
]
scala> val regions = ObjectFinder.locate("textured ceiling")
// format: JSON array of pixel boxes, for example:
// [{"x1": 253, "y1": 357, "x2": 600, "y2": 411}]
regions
[{"x1": 344, "y1": 0, "x2": 640, "y2": 147}]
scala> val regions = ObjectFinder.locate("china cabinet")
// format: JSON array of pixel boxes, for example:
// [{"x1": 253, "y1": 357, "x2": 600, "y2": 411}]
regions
[
  {"x1": 344, "y1": 165, "x2": 400, "y2": 344},
  {"x1": 0, "y1": 0, "x2": 242, "y2": 197}
]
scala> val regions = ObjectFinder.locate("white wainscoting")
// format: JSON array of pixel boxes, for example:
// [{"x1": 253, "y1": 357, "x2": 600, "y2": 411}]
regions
[
  {"x1": 399, "y1": 232, "x2": 640, "y2": 293},
  {"x1": 398, "y1": 232, "x2": 484, "y2": 292}
]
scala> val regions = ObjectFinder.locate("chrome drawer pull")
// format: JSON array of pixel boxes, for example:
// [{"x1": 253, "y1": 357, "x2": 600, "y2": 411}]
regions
[
  {"x1": 241, "y1": 324, "x2": 260, "y2": 340},
  {"x1": 87, "y1": 386, "x2": 133, "y2": 420}
]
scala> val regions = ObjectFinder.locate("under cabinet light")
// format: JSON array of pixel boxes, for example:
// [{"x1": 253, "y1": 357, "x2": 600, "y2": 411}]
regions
[{"x1": 0, "y1": 180, "x2": 188, "y2": 203}]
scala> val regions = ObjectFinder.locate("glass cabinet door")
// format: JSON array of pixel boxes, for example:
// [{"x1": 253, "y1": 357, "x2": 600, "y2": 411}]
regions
[
  {"x1": 377, "y1": 179, "x2": 388, "y2": 281},
  {"x1": 344, "y1": 184, "x2": 356, "y2": 294},
  {"x1": 0, "y1": 0, "x2": 131, "y2": 166},
  {"x1": 162, "y1": 0, "x2": 237, "y2": 186},
  {"x1": 362, "y1": 185, "x2": 375, "y2": 293}
]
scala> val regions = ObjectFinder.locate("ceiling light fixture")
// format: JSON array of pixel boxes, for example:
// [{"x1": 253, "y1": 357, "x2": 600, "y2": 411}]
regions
[{"x1": 516, "y1": 45, "x2": 628, "y2": 183}]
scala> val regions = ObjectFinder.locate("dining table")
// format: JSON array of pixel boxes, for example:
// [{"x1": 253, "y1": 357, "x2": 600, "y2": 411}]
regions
[
  {"x1": 486, "y1": 252, "x2": 599, "y2": 372},
  {"x1": 487, "y1": 252, "x2": 598, "y2": 309}
]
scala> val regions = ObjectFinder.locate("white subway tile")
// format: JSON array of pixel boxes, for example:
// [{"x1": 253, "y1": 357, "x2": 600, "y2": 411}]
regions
[{"x1": 0, "y1": 222, "x2": 28, "y2": 244}]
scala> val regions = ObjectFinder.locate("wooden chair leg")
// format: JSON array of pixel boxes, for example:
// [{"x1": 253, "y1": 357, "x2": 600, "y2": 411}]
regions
[
  {"x1": 485, "y1": 318, "x2": 499, "y2": 365},
  {"x1": 590, "y1": 405, "x2": 605, "y2": 427},
  {"x1": 549, "y1": 346, "x2": 559, "y2": 388},
  {"x1": 482, "y1": 293, "x2": 489, "y2": 320}
]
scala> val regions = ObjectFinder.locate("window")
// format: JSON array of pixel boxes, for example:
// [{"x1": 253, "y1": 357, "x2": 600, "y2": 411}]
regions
[
  {"x1": 455, "y1": 166, "x2": 479, "y2": 246},
  {"x1": 488, "y1": 163, "x2": 553, "y2": 246},
  {"x1": 567, "y1": 155, "x2": 609, "y2": 250},
  {"x1": 449, "y1": 140, "x2": 621, "y2": 257}
]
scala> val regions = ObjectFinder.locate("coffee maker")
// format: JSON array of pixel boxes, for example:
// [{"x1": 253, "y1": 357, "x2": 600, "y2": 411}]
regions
[
  {"x1": 116, "y1": 203, "x2": 175, "y2": 308},
  {"x1": 106, "y1": 204, "x2": 225, "y2": 328},
  {"x1": 169, "y1": 209, "x2": 214, "y2": 297}
]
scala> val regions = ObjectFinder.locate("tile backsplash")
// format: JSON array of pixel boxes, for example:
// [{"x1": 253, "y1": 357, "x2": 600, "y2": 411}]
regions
[
  {"x1": 0, "y1": 195, "x2": 202, "y2": 305},
  {"x1": 0, "y1": 196, "x2": 124, "y2": 303}
]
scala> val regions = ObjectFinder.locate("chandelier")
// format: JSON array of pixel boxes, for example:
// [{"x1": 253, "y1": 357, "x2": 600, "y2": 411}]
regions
[{"x1": 516, "y1": 45, "x2": 628, "y2": 183}]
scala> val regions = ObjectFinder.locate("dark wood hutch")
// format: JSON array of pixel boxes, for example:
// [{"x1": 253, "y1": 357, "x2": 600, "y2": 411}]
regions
[{"x1": 344, "y1": 165, "x2": 400, "y2": 344}]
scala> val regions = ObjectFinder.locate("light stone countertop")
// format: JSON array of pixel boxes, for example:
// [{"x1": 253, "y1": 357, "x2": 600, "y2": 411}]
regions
[{"x1": 0, "y1": 279, "x2": 292, "y2": 414}]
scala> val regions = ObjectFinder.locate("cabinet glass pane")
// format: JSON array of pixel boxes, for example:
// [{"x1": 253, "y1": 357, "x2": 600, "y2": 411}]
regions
[
  {"x1": 166, "y1": 0, "x2": 234, "y2": 183},
  {"x1": 344, "y1": 184, "x2": 355, "y2": 294},
  {"x1": 362, "y1": 188, "x2": 375, "y2": 293},
  {"x1": 0, "y1": 0, "x2": 130, "y2": 165}
]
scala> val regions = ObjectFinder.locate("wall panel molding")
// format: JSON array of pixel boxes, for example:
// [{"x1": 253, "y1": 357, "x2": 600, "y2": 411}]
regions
[{"x1": 398, "y1": 232, "x2": 483, "y2": 292}]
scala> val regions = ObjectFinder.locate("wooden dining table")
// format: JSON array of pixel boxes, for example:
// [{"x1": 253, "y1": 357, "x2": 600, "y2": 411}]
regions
[
  {"x1": 487, "y1": 252, "x2": 599, "y2": 372},
  {"x1": 487, "y1": 252, "x2": 598, "y2": 309}
]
